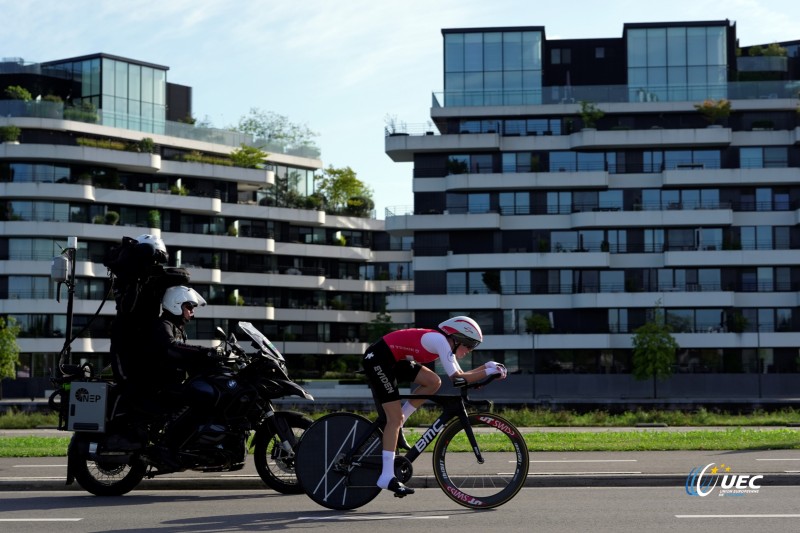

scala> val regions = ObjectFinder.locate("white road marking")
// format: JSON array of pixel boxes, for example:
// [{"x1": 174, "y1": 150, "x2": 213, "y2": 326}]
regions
[
  {"x1": 530, "y1": 471, "x2": 642, "y2": 475},
  {"x1": 529, "y1": 459, "x2": 637, "y2": 463},
  {"x1": 295, "y1": 515, "x2": 449, "y2": 521},
  {"x1": 676, "y1": 514, "x2": 800, "y2": 519},
  {"x1": 0, "y1": 519, "x2": 83, "y2": 522},
  {"x1": 756, "y1": 458, "x2": 800, "y2": 461},
  {"x1": 13, "y1": 464, "x2": 67, "y2": 468},
  {"x1": 0, "y1": 477, "x2": 66, "y2": 480}
]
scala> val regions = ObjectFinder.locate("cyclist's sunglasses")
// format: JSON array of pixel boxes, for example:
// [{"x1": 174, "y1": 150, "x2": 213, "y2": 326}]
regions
[
  {"x1": 452, "y1": 335, "x2": 480, "y2": 350},
  {"x1": 182, "y1": 302, "x2": 198, "y2": 310}
]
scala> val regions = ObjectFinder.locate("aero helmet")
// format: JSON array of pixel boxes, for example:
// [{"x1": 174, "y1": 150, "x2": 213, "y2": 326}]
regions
[
  {"x1": 136, "y1": 234, "x2": 168, "y2": 263},
  {"x1": 162, "y1": 286, "x2": 206, "y2": 315},
  {"x1": 438, "y1": 316, "x2": 483, "y2": 349}
]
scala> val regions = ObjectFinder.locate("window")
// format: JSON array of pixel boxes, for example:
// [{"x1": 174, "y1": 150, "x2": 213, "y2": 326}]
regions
[
  {"x1": 608, "y1": 309, "x2": 628, "y2": 333},
  {"x1": 546, "y1": 191, "x2": 572, "y2": 214},
  {"x1": 551, "y1": 48, "x2": 571, "y2": 64},
  {"x1": 447, "y1": 272, "x2": 466, "y2": 294},
  {"x1": 468, "y1": 193, "x2": 490, "y2": 213}
]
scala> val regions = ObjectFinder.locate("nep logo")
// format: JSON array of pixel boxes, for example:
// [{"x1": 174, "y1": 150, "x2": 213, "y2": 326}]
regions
[
  {"x1": 74, "y1": 387, "x2": 102, "y2": 403},
  {"x1": 685, "y1": 463, "x2": 764, "y2": 497}
]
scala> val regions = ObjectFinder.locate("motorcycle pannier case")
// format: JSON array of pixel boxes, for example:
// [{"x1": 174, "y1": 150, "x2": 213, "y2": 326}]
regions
[{"x1": 67, "y1": 382, "x2": 108, "y2": 432}]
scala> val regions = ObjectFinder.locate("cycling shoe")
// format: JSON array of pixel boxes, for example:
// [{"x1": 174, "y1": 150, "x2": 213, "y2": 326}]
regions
[{"x1": 386, "y1": 477, "x2": 415, "y2": 498}]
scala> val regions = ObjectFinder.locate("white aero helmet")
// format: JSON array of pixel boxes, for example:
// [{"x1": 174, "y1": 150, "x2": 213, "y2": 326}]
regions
[
  {"x1": 136, "y1": 233, "x2": 168, "y2": 263},
  {"x1": 162, "y1": 286, "x2": 207, "y2": 315},
  {"x1": 438, "y1": 316, "x2": 483, "y2": 349}
]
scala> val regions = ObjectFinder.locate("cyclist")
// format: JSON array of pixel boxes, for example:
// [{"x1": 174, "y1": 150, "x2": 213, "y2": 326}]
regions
[{"x1": 362, "y1": 316, "x2": 507, "y2": 497}]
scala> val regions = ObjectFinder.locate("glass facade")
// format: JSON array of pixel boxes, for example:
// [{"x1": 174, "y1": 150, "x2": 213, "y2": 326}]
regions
[
  {"x1": 42, "y1": 55, "x2": 167, "y2": 133},
  {"x1": 444, "y1": 30, "x2": 543, "y2": 106},
  {"x1": 627, "y1": 25, "x2": 728, "y2": 102},
  {"x1": 101, "y1": 57, "x2": 166, "y2": 133}
]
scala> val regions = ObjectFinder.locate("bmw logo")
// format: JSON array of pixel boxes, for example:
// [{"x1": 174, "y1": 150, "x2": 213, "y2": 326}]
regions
[{"x1": 226, "y1": 379, "x2": 238, "y2": 390}]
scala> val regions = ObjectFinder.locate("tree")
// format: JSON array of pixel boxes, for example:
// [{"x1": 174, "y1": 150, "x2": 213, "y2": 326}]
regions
[
  {"x1": 316, "y1": 165, "x2": 373, "y2": 213},
  {"x1": 631, "y1": 304, "x2": 679, "y2": 398},
  {"x1": 367, "y1": 306, "x2": 395, "y2": 342},
  {"x1": 578, "y1": 100, "x2": 604, "y2": 129},
  {"x1": 3, "y1": 85, "x2": 32, "y2": 101},
  {"x1": 694, "y1": 99, "x2": 731, "y2": 125},
  {"x1": 234, "y1": 108, "x2": 319, "y2": 154},
  {"x1": 229, "y1": 144, "x2": 269, "y2": 169},
  {"x1": 0, "y1": 317, "x2": 21, "y2": 399}
]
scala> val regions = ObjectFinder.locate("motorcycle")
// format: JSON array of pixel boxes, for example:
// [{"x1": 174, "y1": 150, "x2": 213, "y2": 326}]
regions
[{"x1": 49, "y1": 321, "x2": 314, "y2": 496}]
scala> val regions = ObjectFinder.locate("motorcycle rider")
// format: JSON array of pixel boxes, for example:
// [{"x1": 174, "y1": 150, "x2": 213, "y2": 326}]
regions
[
  {"x1": 107, "y1": 234, "x2": 189, "y2": 401},
  {"x1": 362, "y1": 316, "x2": 507, "y2": 497},
  {"x1": 148, "y1": 285, "x2": 220, "y2": 469}
]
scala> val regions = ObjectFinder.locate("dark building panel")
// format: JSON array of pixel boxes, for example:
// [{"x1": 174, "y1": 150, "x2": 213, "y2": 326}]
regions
[{"x1": 167, "y1": 82, "x2": 192, "y2": 123}]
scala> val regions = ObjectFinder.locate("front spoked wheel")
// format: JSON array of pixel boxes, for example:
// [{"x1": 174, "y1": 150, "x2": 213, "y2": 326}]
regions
[
  {"x1": 253, "y1": 411, "x2": 313, "y2": 494},
  {"x1": 295, "y1": 413, "x2": 382, "y2": 510},
  {"x1": 432, "y1": 413, "x2": 528, "y2": 509}
]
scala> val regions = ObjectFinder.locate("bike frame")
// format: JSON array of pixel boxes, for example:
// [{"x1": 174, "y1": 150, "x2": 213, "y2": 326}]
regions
[{"x1": 344, "y1": 385, "x2": 493, "y2": 469}]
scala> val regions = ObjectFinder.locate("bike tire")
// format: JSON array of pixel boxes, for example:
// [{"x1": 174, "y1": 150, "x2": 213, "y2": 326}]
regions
[
  {"x1": 68, "y1": 433, "x2": 147, "y2": 496},
  {"x1": 295, "y1": 412, "x2": 383, "y2": 510},
  {"x1": 253, "y1": 411, "x2": 312, "y2": 494},
  {"x1": 432, "y1": 413, "x2": 528, "y2": 509}
]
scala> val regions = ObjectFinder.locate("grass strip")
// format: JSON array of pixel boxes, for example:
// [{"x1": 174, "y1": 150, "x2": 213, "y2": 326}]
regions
[{"x1": 2, "y1": 428, "x2": 799, "y2": 457}]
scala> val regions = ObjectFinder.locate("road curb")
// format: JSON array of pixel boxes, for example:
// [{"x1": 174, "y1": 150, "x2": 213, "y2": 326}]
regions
[{"x1": 4, "y1": 473, "x2": 800, "y2": 492}]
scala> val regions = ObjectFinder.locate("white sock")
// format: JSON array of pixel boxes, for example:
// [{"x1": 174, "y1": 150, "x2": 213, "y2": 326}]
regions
[
  {"x1": 377, "y1": 450, "x2": 395, "y2": 488},
  {"x1": 401, "y1": 402, "x2": 417, "y2": 423}
]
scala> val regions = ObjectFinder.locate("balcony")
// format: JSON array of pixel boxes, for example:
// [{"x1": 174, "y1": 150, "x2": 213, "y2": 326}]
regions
[
  {"x1": 570, "y1": 126, "x2": 731, "y2": 149},
  {"x1": 431, "y1": 80, "x2": 800, "y2": 108}
]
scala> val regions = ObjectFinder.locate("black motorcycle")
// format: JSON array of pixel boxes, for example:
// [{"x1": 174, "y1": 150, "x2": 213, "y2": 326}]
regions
[{"x1": 49, "y1": 321, "x2": 314, "y2": 496}]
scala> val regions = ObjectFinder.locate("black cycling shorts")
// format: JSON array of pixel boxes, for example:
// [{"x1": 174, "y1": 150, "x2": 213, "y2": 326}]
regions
[{"x1": 363, "y1": 339, "x2": 422, "y2": 404}]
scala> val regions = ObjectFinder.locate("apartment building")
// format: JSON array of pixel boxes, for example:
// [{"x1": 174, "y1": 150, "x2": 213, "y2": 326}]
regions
[
  {"x1": 0, "y1": 53, "x2": 413, "y2": 398},
  {"x1": 385, "y1": 21, "x2": 800, "y2": 401}
]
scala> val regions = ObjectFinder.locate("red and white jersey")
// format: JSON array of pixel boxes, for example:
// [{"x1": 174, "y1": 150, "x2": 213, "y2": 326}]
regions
[{"x1": 382, "y1": 329, "x2": 462, "y2": 377}]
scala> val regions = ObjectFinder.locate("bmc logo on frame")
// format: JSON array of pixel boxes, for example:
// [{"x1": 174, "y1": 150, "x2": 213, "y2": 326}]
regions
[{"x1": 685, "y1": 463, "x2": 764, "y2": 497}]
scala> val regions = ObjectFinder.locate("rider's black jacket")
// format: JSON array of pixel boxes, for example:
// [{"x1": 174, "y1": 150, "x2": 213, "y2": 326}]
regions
[{"x1": 149, "y1": 311, "x2": 215, "y2": 392}]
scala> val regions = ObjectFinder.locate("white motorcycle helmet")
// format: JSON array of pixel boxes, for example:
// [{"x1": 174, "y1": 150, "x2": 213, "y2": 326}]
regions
[
  {"x1": 162, "y1": 286, "x2": 207, "y2": 315},
  {"x1": 136, "y1": 233, "x2": 168, "y2": 263},
  {"x1": 438, "y1": 316, "x2": 483, "y2": 349}
]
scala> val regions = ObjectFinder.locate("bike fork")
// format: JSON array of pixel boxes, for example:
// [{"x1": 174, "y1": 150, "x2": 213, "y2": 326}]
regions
[{"x1": 458, "y1": 412, "x2": 484, "y2": 464}]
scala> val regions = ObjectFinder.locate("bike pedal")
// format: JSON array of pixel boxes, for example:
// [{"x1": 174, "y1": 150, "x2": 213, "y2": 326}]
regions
[{"x1": 387, "y1": 478, "x2": 415, "y2": 497}]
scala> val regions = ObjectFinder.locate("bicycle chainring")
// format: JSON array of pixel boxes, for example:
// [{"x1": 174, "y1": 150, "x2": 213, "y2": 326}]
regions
[{"x1": 394, "y1": 456, "x2": 413, "y2": 483}]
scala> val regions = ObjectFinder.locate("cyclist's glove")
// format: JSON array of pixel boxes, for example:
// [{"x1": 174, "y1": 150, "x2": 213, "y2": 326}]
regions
[{"x1": 485, "y1": 361, "x2": 507, "y2": 379}]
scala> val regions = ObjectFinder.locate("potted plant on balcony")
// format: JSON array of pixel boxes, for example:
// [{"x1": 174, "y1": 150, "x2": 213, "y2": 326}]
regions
[
  {"x1": 0, "y1": 125, "x2": 21, "y2": 144},
  {"x1": 578, "y1": 100, "x2": 604, "y2": 130},
  {"x1": 694, "y1": 99, "x2": 731, "y2": 127}
]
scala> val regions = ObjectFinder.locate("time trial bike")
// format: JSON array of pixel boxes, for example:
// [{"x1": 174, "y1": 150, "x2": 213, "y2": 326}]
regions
[{"x1": 295, "y1": 375, "x2": 528, "y2": 510}]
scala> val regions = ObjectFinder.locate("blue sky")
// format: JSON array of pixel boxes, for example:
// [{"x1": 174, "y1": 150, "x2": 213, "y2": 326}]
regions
[{"x1": 2, "y1": 0, "x2": 799, "y2": 218}]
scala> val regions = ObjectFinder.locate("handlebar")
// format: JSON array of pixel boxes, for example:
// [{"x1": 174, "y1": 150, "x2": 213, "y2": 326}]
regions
[{"x1": 453, "y1": 372, "x2": 501, "y2": 390}]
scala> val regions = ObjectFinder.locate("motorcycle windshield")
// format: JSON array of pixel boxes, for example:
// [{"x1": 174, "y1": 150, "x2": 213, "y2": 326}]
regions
[{"x1": 237, "y1": 321, "x2": 286, "y2": 362}]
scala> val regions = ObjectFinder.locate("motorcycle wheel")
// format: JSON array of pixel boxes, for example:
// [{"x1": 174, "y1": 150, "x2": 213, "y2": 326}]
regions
[
  {"x1": 253, "y1": 411, "x2": 312, "y2": 494},
  {"x1": 69, "y1": 433, "x2": 147, "y2": 496}
]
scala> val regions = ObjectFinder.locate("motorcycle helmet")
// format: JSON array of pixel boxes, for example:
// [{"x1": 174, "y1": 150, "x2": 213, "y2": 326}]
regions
[
  {"x1": 438, "y1": 316, "x2": 483, "y2": 349},
  {"x1": 136, "y1": 233, "x2": 168, "y2": 264},
  {"x1": 162, "y1": 286, "x2": 207, "y2": 315}
]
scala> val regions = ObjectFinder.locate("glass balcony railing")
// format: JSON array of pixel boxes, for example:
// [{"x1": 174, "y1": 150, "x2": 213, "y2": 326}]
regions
[
  {"x1": 0, "y1": 101, "x2": 322, "y2": 158},
  {"x1": 432, "y1": 80, "x2": 800, "y2": 107}
]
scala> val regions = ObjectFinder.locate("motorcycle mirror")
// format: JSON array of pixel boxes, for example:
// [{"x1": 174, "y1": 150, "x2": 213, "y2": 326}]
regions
[
  {"x1": 228, "y1": 333, "x2": 237, "y2": 344},
  {"x1": 214, "y1": 327, "x2": 227, "y2": 341}
]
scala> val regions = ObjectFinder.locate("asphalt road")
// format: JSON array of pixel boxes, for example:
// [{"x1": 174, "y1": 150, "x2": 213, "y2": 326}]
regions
[
  {"x1": 3, "y1": 430, "x2": 800, "y2": 533},
  {"x1": 2, "y1": 485, "x2": 800, "y2": 533},
  {"x1": 2, "y1": 448, "x2": 800, "y2": 491}
]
